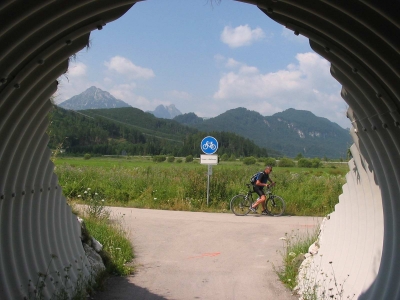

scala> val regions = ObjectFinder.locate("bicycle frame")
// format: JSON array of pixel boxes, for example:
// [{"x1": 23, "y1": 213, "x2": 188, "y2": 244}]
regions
[{"x1": 230, "y1": 184, "x2": 285, "y2": 216}]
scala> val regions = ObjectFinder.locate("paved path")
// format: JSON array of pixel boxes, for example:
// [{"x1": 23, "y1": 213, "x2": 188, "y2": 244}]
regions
[{"x1": 93, "y1": 208, "x2": 321, "y2": 300}]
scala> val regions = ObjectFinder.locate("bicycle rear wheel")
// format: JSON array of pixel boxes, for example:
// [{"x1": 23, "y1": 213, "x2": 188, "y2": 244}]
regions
[
  {"x1": 230, "y1": 194, "x2": 251, "y2": 216},
  {"x1": 266, "y1": 195, "x2": 285, "y2": 216}
]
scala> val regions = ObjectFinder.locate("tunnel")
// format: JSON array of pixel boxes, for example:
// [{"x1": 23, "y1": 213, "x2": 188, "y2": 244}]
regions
[{"x1": 0, "y1": 0, "x2": 399, "y2": 299}]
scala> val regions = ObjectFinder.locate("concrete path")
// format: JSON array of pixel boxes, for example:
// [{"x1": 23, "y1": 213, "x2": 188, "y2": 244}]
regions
[{"x1": 93, "y1": 208, "x2": 321, "y2": 300}]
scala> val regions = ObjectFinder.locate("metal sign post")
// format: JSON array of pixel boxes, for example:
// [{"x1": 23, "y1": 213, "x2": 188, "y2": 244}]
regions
[
  {"x1": 200, "y1": 136, "x2": 218, "y2": 206},
  {"x1": 207, "y1": 165, "x2": 212, "y2": 206}
]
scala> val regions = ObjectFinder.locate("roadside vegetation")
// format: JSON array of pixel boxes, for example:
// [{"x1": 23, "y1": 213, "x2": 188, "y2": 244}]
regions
[
  {"x1": 74, "y1": 190, "x2": 134, "y2": 276},
  {"x1": 51, "y1": 154, "x2": 349, "y2": 298},
  {"x1": 275, "y1": 229, "x2": 320, "y2": 290},
  {"x1": 55, "y1": 155, "x2": 347, "y2": 217}
]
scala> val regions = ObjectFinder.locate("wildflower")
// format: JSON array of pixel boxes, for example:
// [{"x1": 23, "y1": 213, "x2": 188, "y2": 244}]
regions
[
  {"x1": 288, "y1": 279, "x2": 291, "y2": 282},
  {"x1": 101, "y1": 199, "x2": 105, "y2": 202},
  {"x1": 115, "y1": 248, "x2": 121, "y2": 250},
  {"x1": 95, "y1": 193, "x2": 98, "y2": 195},
  {"x1": 77, "y1": 195, "x2": 81, "y2": 198},
  {"x1": 84, "y1": 191, "x2": 87, "y2": 194},
  {"x1": 154, "y1": 198, "x2": 157, "y2": 200},
  {"x1": 87, "y1": 188, "x2": 91, "y2": 190},
  {"x1": 289, "y1": 252, "x2": 296, "y2": 257}
]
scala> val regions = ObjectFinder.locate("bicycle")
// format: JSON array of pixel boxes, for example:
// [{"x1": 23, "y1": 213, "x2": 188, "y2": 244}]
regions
[
  {"x1": 230, "y1": 183, "x2": 286, "y2": 216},
  {"x1": 202, "y1": 141, "x2": 217, "y2": 151}
]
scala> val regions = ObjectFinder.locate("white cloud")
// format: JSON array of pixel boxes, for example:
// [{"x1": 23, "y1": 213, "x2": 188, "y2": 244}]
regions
[
  {"x1": 226, "y1": 58, "x2": 240, "y2": 68},
  {"x1": 108, "y1": 83, "x2": 154, "y2": 110},
  {"x1": 55, "y1": 62, "x2": 98, "y2": 103},
  {"x1": 104, "y1": 56, "x2": 155, "y2": 79},
  {"x1": 221, "y1": 25, "x2": 265, "y2": 48},
  {"x1": 213, "y1": 52, "x2": 350, "y2": 128},
  {"x1": 167, "y1": 90, "x2": 191, "y2": 100},
  {"x1": 56, "y1": 56, "x2": 158, "y2": 111},
  {"x1": 67, "y1": 62, "x2": 87, "y2": 77}
]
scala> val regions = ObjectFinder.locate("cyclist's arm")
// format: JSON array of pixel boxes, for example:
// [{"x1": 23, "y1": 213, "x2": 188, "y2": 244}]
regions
[{"x1": 255, "y1": 178, "x2": 269, "y2": 187}]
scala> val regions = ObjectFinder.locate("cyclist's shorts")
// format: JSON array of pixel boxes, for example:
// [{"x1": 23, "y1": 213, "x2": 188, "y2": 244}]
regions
[{"x1": 253, "y1": 185, "x2": 265, "y2": 197}]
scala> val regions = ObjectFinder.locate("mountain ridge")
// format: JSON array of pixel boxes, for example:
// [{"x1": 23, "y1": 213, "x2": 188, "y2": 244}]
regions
[
  {"x1": 60, "y1": 87, "x2": 351, "y2": 158},
  {"x1": 148, "y1": 104, "x2": 182, "y2": 119},
  {"x1": 174, "y1": 107, "x2": 352, "y2": 159},
  {"x1": 59, "y1": 86, "x2": 131, "y2": 110}
]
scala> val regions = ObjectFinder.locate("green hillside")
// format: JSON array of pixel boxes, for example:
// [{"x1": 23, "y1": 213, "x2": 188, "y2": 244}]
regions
[
  {"x1": 48, "y1": 106, "x2": 273, "y2": 158},
  {"x1": 175, "y1": 108, "x2": 352, "y2": 159}
]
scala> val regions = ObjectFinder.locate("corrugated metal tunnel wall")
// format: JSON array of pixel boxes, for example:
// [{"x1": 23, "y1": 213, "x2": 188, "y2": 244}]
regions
[{"x1": 0, "y1": 0, "x2": 399, "y2": 299}]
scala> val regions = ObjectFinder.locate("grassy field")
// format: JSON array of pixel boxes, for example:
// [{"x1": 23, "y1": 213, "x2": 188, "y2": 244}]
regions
[{"x1": 54, "y1": 156, "x2": 348, "y2": 216}]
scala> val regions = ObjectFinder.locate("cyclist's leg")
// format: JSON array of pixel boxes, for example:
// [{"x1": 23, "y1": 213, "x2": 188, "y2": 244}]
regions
[{"x1": 252, "y1": 185, "x2": 266, "y2": 208}]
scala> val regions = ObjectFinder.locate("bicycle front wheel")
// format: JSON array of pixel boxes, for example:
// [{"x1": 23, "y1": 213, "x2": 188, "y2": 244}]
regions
[
  {"x1": 230, "y1": 194, "x2": 251, "y2": 216},
  {"x1": 266, "y1": 195, "x2": 285, "y2": 216}
]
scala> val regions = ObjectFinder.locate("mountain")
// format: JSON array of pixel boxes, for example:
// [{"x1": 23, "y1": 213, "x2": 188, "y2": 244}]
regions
[
  {"x1": 49, "y1": 106, "x2": 272, "y2": 158},
  {"x1": 58, "y1": 86, "x2": 131, "y2": 110},
  {"x1": 174, "y1": 108, "x2": 352, "y2": 159},
  {"x1": 79, "y1": 107, "x2": 198, "y2": 141},
  {"x1": 173, "y1": 113, "x2": 204, "y2": 125},
  {"x1": 148, "y1": 104, "x2": 182, "y2": 119}
]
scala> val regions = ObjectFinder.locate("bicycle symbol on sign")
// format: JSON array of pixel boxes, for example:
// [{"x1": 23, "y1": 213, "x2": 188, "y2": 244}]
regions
[{"x1": 202, "y1": 141, "x2": 217, "y2": 151}]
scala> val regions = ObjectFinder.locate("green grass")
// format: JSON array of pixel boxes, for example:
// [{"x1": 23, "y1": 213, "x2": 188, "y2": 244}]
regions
[
  {"x1": 54, "y1": 156, "x2": 348, "y2": 216},
  {"x1": 84, "y1": 216, "x2": 134, "y2": 276},
  {"x1": 275, "y1": 228, "x2": 320, "y2": 290}
]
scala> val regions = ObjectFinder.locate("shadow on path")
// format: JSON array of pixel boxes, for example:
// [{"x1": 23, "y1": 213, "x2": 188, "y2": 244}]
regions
[{"x1": 93, "y1": 276, "x2": 168, "y2": 300}]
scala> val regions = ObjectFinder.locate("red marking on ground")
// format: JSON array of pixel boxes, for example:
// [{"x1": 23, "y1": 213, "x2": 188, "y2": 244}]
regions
[{"x1": 187, "y1": 252, "x2": 221, "y2": 259}]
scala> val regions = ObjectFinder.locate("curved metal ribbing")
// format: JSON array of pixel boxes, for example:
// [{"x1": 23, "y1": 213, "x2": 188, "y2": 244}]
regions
[
  {"x1": 0, "y1": 1, "x2": 137, "y2": 298},
  {"x1": 236, "y1": 0, "x2": 399, "y2": 299},
  {"x1": 0, "y1": 0, "x2": 399, "y2": 299}
]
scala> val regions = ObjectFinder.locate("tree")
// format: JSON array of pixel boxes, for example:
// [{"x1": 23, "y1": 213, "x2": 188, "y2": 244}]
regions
[
  {"x1": 298, "y1": 158, "x2": 312, "y2": 168},
  {"x1": 278, "y1": 157, "x2": 295, "y2": 167},
  {"x1": 295, "y1": 153, "x2": 304, "y2": 160},
  {"x1": 243, "y1": 156, "x2": 256, "y2": 165},
  {"x1": 185, "y1": 155, "x2": 193, "y2": 163},
  {"x1": 311, "y1": 158, "x2": 321, "y2": 168},
  {"x1": 265, "y1": 157, "x2": 277, "y2": 167},
  {"x1": 221, "y1": 153, "x2": 229, "y2": 161},
  {"x1": 153, "y1": 155, "x2": 166, "y2": 162}
]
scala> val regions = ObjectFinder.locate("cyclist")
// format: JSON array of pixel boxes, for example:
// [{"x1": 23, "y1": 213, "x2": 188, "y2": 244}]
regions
[{"x1": 250, "y1": 165, "x2": 275, "y2": 214}]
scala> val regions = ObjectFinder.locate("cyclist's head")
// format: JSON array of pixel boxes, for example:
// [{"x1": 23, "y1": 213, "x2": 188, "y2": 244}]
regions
[{"x1": 265, "y1": 165, "x2": 272, "y2": 173}]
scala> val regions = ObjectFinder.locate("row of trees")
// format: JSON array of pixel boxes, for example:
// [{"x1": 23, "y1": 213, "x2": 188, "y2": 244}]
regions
[
  {"x1": 149, "y1": 155, "x2": 323, "y2": 169},
  {"x1": 241, "y1": 156, "x2": 323, "y2": 168},
  {"x1": 48, "y1": 107, "x2": 270, "y2": 158}
]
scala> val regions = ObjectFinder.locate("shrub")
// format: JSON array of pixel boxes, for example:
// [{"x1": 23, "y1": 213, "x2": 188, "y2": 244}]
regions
[
  {"x1": 176, "y1": 158, "x2": 183, "y2": 163},
  {"x1": 167, "y1": 156, "x2": 175, "y2": 163},
  {"x1": 185, "y1": 155, "x2": 193, "y2": 163},
  {"x1": 265, "y1": 157, "x2": 277, "y2": 167},
  {"x1": 311, "y1": 158, "x2": 321, "y2": 168},
  {"x1": 243, "y1": 156, "x2": 257, "y2": 165},
  {"x1": 298, "y1": 158, "x2": 312, "y2": 168},
  {"x1": 84, "y1": 153, "x2": 91, "y2": 160},
  {"x1": 152, "y1": 155, "x2": 167, "y2": 163},
  {"x1": 295, "y1": 153, "x2": 304, "y2": 160},
  {"x1": 258, "y1": 157, "x2": 267, "y2": 163},
  {"x1": 229, "y1": 154, "x2": 236, "y2": 161},
  {"x1": 221, "y1": 153, "x2": 229, "y2": 161},
  {"x1": 278, "y1": 157, "x2": 295, "y2": 167}
]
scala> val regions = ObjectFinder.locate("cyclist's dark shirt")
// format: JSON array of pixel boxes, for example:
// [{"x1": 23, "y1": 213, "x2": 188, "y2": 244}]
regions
[{"x1": 256, "y1": 172, "x2": 270, "y2": 185}]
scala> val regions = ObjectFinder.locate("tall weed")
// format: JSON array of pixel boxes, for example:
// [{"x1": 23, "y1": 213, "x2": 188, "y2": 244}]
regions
[{"x1": 55, "y1": 158, "x2": 347, "y2": 216}]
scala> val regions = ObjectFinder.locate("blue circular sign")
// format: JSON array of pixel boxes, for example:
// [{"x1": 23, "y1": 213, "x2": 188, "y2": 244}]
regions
[{"x1": 201, "y1": 136, "x2": 218, "y2": 154}]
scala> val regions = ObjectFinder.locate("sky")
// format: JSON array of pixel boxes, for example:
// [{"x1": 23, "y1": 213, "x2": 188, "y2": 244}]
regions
[{"x1": 56, "y1": 0, "x2": 351, "y2": 129}]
